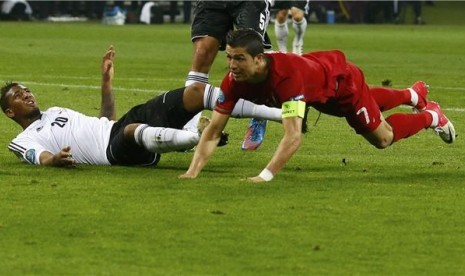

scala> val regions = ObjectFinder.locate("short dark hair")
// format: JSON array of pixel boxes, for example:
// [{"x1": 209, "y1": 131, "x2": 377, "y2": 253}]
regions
[
  {"x1": 0, "y1": 81, "x2": 17, "y2": 112},
  {"x1": 226, "y1": 29, "x2": 264, "y2": 57}
]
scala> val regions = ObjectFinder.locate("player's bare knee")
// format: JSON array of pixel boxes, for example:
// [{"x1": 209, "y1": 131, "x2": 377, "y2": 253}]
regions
[
  {"x1": 123, "y1": 124, "x2": 139, "y2": 141},
  {"x1": 189, "y1": 82, "x2": 205, "y2": 93},
  {"x1": 183, "y1": 83, "x2": 205, "y2": 111},
  {"x1": 292, "y1": 13, "x2": 304, "y2": 22},
  {"x1": 373, "y1": 139, "x2": 391, "y2": 149}
]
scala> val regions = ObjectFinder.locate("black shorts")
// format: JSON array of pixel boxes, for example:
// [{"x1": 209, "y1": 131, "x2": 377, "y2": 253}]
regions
[
  {"x1": 273, "y1": 0, "x2": 309, "y2": 14},
  {"x1": 106, "y1": 88, "x2": 198, "y2": 166},
  {"x1": 191, "y1": 0, "x2": 272, "y2": 50}
]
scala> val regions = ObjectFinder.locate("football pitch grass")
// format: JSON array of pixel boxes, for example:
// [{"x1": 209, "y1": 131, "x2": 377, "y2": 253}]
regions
[{"x1": 1, "y1": 19, "x2": 464, "y2": 274}]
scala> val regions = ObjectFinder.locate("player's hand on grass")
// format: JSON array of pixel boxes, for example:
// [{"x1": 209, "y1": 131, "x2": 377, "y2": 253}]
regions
[
  {"x1": 53, "y1": 146, "x2": 77, "y2": 168},
  {"x1": 178, "y1": 172, "x2": 197, "y2": 179},
  {"x1": 244, "y1": 176, "x2": 267, "y2": 183}
]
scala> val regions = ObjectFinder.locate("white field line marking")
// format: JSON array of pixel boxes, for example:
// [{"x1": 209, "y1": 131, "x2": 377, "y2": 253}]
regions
[{"x1": 2, "y1": 79, "x2": 464, "y2": 112}]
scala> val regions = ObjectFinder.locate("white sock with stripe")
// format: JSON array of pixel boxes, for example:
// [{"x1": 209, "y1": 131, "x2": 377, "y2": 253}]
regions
[
  {"x1": 134, "y1": 124, "x2": 199, "y2": 153},
  {"x1": 183, "y1": 72, "x2": 209, "y2": 132},
  {"x1": 292, "y1": 18, "x2": 307, "y2": 54},
  {"x1": 274, "y1": 21, "x2": 289, "y2": 52},
  {"x1": 185, "y1": 71, "x2": 209, "y2": 86}
]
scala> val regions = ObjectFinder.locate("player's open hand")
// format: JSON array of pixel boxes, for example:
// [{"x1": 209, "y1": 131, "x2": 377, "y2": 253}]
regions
[
  {"x1": 102, "y1": 45, "x2": 115, "y2": 83},
  {"x1": 53, "y1": 146, "x2": 77, "y2": 168}
]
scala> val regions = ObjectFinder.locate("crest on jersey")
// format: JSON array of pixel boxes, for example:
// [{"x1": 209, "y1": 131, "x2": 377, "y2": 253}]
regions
[
  {"x1": 217, "y1": 90, "x2": 225, "y2": 104},
  {"x1": 25, "y1": 149, "x2": 36, "y2": 164}
]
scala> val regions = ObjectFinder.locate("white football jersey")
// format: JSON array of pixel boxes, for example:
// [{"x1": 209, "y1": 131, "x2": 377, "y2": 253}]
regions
[{"x1": 8, "y1": 107, "x2": 115, "y2": 165}]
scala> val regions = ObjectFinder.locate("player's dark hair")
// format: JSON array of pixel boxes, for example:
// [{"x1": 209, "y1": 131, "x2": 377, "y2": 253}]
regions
[
  {"x1": 0, "y1": 81, "x2": 17, "y2": 112},
  {"x1": 226, "y1": 29, "x2": 264, "y2": 57}
]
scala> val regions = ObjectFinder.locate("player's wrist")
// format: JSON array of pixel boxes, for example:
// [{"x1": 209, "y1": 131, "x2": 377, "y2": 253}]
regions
[{"x1": 259, "y1": 168, "x2": 274, "y2": 181}]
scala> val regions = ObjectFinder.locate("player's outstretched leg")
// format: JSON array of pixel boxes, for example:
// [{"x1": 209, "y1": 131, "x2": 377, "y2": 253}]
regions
[
  {"x1": 370, "y1": 80, "x2": 429, "y2": 112},
  {"x1": 135, "y1": 125, "x2": 200, "y2": 153},
  {"x1": 424, "y1": 101, "x2": 456, "y2": 144},
  {"x1": 384, "y1": 99, "x2": 456, "y2": 145}
]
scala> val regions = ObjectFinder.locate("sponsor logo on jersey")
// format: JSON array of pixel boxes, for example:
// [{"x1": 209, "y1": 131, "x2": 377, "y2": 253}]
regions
[{"x1": 25, "y1": 149, "x2": 36, "y2": 164}]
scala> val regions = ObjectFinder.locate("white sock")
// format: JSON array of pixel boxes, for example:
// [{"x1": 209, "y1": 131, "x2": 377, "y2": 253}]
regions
[
  {"x1": 185, "y1": 71, "x2": 209, "y2": 86},
  {"x1": 408, "y1": 88, "x2": 418, "y2": 107},
  {"x1": 200, "y1": 84, "x2": 282, "y2": 122},
  {"x1": 274, "y1": 21, "x2": 289, "y2": 52},
  {"x1": 425, "y1": 110, "x2": 439, "y2": 128},
  {"x1": 181, "y1": 84, "x2": 220, "y2": 132},
  {"x1": 231, "y1": 99, "x2": 282, "y2": 122},
  {"x1": 203, "y1": 84, "x2": 221, "y2": 110},
  {"x1": 292, "y1": 18, "x2": 307, "y2": 54},
  {"x1": 182, "y1": 113, "x2": 202, "y2": 133},
  {"x1": 134, "y1": 124, "x2": 199, "y2": 153}
]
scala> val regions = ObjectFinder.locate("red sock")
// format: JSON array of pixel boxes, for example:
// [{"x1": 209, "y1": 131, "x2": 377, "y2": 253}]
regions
[
  {"x1": 370, "y1": 87, "x2": 411, "y2": 112},
  {"x1": 386, "y1": 112, "x2": 433, "y2": 143}
]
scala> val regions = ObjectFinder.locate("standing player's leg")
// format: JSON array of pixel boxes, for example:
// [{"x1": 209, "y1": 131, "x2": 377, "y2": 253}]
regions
[
  {"x1": 290, "y1": 2, "x2": 308, "y2": 55},
  {"x1": 182, "y1": 36, "x2": 220, "y2": 134},
  {"x1": 369, "y1": 81, "x2": 429, "y2": 112},
  {"x1": 185, "y1": 36, "x2": 220, "y2": 87},
  {"x1": 274, "y1": 8, "x2": 290, "y2": 52},
  {"x1": 183, "y1": 1, "x2": 227, "y2": 134}
]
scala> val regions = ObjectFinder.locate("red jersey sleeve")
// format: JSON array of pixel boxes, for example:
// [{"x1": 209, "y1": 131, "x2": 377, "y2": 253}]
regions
[{"x1": 215, "y1": 72, "x2": 238, "y2": 115}]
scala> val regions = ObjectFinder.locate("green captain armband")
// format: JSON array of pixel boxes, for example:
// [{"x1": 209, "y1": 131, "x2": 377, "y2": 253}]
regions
[{"x1": 281, "y1": 100, "x2": 306, "y2": 118}]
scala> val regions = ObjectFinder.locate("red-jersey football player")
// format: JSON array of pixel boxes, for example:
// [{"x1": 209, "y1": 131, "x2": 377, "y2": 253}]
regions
[{"x1": 180, "y1": 29, "x2": 456, "y2": 182}]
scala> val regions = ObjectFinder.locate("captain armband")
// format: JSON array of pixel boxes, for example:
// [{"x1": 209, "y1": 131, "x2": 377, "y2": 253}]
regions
[{"x1": 281, "y1": 100, "x2": 306, "y2": 119}]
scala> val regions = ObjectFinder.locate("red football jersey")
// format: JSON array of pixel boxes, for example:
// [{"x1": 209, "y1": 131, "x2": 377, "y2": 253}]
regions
[{"x1": 216, "y1": 50, "x2": 349, "y2": 115}]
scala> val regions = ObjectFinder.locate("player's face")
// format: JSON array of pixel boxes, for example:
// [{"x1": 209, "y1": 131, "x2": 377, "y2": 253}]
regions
[
  {"x1": 4, "y1": 84, "x2": 40, "y2": 120},
  {"x1": 225, "y1": 46, "x2": 263, "y2": 83}
]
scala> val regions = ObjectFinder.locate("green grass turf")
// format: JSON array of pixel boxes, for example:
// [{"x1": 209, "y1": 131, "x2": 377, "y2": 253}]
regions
[{"x1": 0, "y1": 18, "x2": 464, "y2": 275}]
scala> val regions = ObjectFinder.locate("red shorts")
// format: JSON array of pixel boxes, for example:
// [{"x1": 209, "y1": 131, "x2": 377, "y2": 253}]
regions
[{"x1": 311, "y1": 63, "x2": 382, "y2": 134}]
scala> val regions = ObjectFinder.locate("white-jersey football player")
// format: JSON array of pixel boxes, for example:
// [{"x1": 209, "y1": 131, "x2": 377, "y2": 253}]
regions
[{"x1": 1, "y1": 46, "x2": 282, "y2": 167}]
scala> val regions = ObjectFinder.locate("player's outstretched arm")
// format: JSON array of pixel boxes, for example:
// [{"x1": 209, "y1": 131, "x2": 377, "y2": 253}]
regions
[
  {"x1": 100, "y1": 46, "x2": 116, "y2": 120},
  {"x1": 179, "y1": 111, "x2": 229, "y2": 179},
  {"x1": 39, "y1": 146, "x2": 77, "y2": 168},
  {"x1": 247, "y1": 116, "x2": 303, "y2": 183}
]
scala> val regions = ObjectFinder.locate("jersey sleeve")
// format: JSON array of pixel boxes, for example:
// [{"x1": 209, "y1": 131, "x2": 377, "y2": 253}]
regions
[
  {"x1": 8, "y1": 137, "x2": 47, "y2": 165},
  {"x1": 276, "y1": 75, "x2": 306, "y2": 103},
  {"x1": 215, "y1": 73, "x2": 239, "y2": 115}
]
